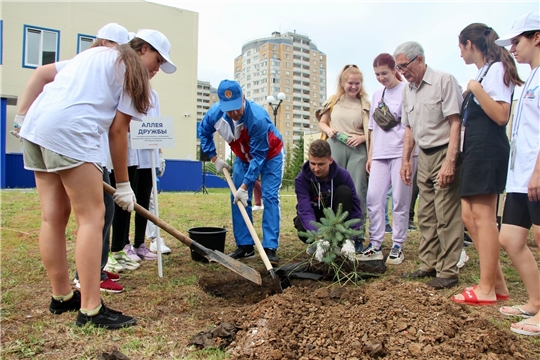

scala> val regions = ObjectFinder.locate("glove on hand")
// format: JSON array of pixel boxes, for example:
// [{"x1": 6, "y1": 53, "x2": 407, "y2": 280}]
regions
[
  {"x1": 10, "y1": 114, "x2": 25, "y2": 141},
  {"x1": 113, "y1": 182, "x2": 136, "y2": 212},
  {"x1": 213, "y1": 157, "x2": 231, "y2": 174},
  {"x1": 157, "y1": 153, "x2": 166, "y2": 177},
  {"x1": 315, "y1": 240, "x2": 330, "y2": 262},
  {"x1": 341, "y1": 239, "x2": 357, "y2": 262},
  {"x1": 234, "y1": 187, "x2": 249, "y2": 207}
]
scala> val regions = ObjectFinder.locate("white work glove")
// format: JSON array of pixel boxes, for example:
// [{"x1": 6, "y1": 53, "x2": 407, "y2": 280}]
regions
[
  {"x1": 213, "y1": 157, "x2": 231, "y2": 175},
  {"x1": 234, "y1": 187, "x2": 249, "y2": 207},
  {"x1": 10, "y1": 114, "x2": 25, "y2": 141},
  {"x1": 315, "y1": 240, "x2": 330, "y2": 262},
  {"x1": 341, "y1": 239, "x2": 356, "y2": 262},
  {"x1": 157, "y1": 153, "x2": 166, "y2": 177},
  {"x1": 113, "y1": 182, "x2": 136, "y2": 212}
]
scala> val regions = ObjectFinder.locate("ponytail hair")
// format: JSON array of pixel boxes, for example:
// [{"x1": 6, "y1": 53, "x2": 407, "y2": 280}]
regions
[
  {"x1": 459, "y1": 23, "x2": 524, "y2": 86},
  {"x1": 116, "y1": 44, "x2": 151, "y2": 114},
  {"x1": 373, "y1": 53, "x2": 402, "y2": 81}
]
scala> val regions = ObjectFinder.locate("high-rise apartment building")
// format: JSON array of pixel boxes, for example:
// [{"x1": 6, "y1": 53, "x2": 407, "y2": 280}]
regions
[
  {"x1": 196, "y1": 80, "x2": 226, "y2": 160},
  {"x1": 234, "y1": 31, "x2": 327, "y2": 149}
]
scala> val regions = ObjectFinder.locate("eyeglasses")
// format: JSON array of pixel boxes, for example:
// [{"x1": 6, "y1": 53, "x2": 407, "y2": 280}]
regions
[{"x1": 395, "y1": 55, "x2": 418, "y2": 72}]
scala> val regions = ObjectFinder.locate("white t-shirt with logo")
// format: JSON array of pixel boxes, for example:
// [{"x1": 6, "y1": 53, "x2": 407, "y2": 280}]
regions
[
  {"x1": 20, "y1": 47, "x2": 142, "y2": 164},
  {"x1": 506, "y1": 66, "x2": 540, "y2": 193}
]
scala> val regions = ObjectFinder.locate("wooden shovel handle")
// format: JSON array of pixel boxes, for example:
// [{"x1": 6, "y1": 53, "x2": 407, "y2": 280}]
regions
[
  {"x1": 103, "y1": 182, "x2": 194, "y2": 248},
  {"x1": 222, "y1": 168, "x2": 274, "y2": 273}
]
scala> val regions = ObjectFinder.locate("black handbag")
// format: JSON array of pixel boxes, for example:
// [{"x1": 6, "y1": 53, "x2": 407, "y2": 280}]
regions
[{"x1": 372, "y1": 88, "x2": 400, "y2": 131}]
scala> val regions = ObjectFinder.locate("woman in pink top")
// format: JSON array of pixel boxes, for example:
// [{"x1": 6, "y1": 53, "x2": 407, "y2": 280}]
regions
[{"x1": 358, "y1": 53, "x2": 418, "y2": 265}]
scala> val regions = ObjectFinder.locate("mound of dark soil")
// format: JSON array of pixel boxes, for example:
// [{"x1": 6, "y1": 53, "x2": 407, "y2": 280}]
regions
[{"x1": 198, "y1": 278, "x2": 535, "y2": 359}]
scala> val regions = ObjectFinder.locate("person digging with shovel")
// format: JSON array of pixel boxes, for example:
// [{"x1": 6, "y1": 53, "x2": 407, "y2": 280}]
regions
[{"x1": 199, "y1": 80, "x2": 284, "y2": 266}]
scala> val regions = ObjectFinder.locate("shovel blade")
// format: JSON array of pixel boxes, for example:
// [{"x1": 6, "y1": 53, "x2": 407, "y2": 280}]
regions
[
  {"x1": 189, "y1": 241, "x2": 262, "y2": 285},
  {"x1": 203, "y1": 249, "x2": 262, "y2": 285}
]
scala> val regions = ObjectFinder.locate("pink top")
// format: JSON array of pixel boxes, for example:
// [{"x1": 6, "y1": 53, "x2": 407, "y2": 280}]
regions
[{"x1": 369, "y1": 82, "x2": 418, "y2": 160}]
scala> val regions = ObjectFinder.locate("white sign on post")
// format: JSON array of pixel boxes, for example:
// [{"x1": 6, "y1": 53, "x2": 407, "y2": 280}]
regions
[
  {"x1": 129, "y1": 116, "x2": 175, "y2": 278},
  {"x1": 130, "y1": 116, "x2": 175, "y2": 150}
]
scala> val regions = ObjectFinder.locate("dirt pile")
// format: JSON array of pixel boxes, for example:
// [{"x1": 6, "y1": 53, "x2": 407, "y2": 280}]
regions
[{"x1": 208, "y1": 280, "x2": 533, "y2": 359}]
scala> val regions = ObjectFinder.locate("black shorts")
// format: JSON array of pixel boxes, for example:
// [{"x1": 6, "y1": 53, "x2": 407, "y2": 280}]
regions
[{"x1": 502, "y1": 193, "x2": 540, "y2": 229}]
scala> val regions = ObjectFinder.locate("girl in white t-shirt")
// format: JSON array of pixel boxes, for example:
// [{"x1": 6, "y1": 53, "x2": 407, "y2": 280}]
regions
[
  {"x1": 495, "y1": 12, "x2": 540, "y2": 337},
  {"x1": 18, "y1": 44, "x2": 152, "y2": 329},
  {"x1": 359, "y1": 53, "x2": 418, "y2": 265},
  {"x1": 452, "y1": 23, "x2": 522, "y2": 306}
]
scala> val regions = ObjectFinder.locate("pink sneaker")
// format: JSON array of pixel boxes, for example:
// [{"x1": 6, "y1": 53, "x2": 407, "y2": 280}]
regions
[
  {"x1": 135, "y1": 244, "x2": 157, "y2": 260},
  {"x1": 123, "y1": 244, "x2": 141, "y2": 262}
]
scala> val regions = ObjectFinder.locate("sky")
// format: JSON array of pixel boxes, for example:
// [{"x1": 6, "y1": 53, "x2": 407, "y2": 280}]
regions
[{"x1": 148, "y1": 0, "x2": 538, "y2": 99}]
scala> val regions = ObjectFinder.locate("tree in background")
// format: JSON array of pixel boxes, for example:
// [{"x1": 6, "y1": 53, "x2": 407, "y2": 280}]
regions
[
  {"x1": 282, "y1": 144, "x2": 294, "y2": 190},
  {"x1": 290, "y1": 133, "x2": 305, "y2": 181}
]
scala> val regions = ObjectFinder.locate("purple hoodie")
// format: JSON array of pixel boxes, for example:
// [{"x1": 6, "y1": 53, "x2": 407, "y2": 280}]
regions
[{"x1": 295, "y1": 160, "x2": 362, "y2": 232}]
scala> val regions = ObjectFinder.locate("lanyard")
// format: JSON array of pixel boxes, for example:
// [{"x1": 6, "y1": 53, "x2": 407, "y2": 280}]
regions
[
  {"x1": 512, "y1": 65, "x2": 540, "y2": 140},
  {"x1": 462, "y1": 62, "x2": 494, "y2": 124}
]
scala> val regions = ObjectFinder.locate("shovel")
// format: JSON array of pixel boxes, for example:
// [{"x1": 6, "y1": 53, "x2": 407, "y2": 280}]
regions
[
  {"x1": 103, "y1": 182, "x2": 262, "y2": 286},
  {"x1": 222, "y1": 169, "x2": 288, "y2": 291}
]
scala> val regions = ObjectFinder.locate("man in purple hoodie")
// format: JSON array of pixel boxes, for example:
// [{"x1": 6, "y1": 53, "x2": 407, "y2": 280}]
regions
[{"x1": 293, "y1": 140, "x2": 364, "y2": 252}]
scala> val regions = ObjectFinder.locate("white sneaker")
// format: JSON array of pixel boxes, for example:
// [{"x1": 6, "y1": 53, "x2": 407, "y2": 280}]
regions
[
  {"x1": 457, "y1": 249, "x2": 469, "y2": 269},
  {"x1": 113, "y1": 250, "x2": 141, "y2": 270},
  {"x1": 150, "y1": 237, "x2": 172, "y2": 254},
  {"x1": 253, "y1": 205, "x2": 264, "y2": 211},
  {"x1": 356, "y1": 243, "x2": 383, "y2": 261},
  {"x1": 104, "y1": 252, "x2": 125, "y2": 273}
]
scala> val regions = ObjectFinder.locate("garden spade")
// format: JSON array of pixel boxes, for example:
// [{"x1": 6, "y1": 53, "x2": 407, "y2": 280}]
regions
[
  {"x1": 222, "y1": 169, "x2": 287, "y2": 292},
  {"x1": 103, "y1": 182, "x2": 262, "y2": 286}
]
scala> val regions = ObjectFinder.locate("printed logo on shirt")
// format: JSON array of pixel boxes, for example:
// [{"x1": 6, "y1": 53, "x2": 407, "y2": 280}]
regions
[{"x1": 524, "y1": 86, "x2": 538, "y2": 101}]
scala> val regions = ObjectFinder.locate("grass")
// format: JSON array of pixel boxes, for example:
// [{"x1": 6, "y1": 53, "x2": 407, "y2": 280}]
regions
[{"x1": 1, "y1": 188, "x2": 539, "y2": 358}]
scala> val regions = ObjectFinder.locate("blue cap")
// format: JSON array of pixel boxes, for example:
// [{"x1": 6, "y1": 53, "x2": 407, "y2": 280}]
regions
[{"x1": 217, "y1": 80, "x2": 243, "y2": 112}]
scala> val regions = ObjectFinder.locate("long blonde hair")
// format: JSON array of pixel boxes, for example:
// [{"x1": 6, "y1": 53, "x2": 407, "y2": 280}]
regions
[{"x1": 335, "y1": 64, "x2": 368, "y2": 101}]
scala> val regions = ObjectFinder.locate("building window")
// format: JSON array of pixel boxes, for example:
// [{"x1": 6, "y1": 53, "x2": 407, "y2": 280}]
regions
[
  {"x1": 23, "y1": 25, "x2": 60, "y2": 68},
  {"x1": 286, "y1": 45, "x2": 290, "y2": 51},
  {"x1": 286, "y1": 71, "x2": 290, "y2": 76},
  {"x1": 77, "y1": 34, "x2": 95, "y2": 53},
  {"x1": 286, "y1": 114, "x2": 290, "y2": 119},
  {"x1": 247, "y1": 50, "x2": 251, "y2": 56},
  {"x1": 313, "y1": 76, "x2": 317, "y2": 81},
  {"x1": 286, "y1": 122, "x2": 290, "y2": 127},
  {"x1": 286, "y1": 105, "x2": 290, "y2": 110},
  {"x1": 313, "y1": 60, "x2": 317, "y2": 65},
  {"x1": 286, "y1": 62, "x2": 290, "y2": 67},
  {"x1": 286, "y1": 79, "x2": 290, "y2": 85},
  {"x1": 286, "y1": 53, "x2": 290, "y2": 59},
  {"x1": 285, "y1": 88, "x2": 290, "y2": 93}
]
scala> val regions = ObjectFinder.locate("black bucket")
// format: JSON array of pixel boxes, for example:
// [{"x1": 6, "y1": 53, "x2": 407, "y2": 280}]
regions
[{"x1": 187, "y1": 227, "x2": 227, "y2": 262}]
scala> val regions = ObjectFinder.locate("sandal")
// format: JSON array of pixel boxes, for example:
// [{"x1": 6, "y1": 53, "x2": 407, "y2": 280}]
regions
[
  {"x1": 499, "y1": 305, "x2": 537, "y2": 319},
  {"x1": 465, "y1": 285, "x2": 509, "y2": 301},
  {"x1": 510, "y1": 320, "x2": 540, "y2": 336},
  {"x1": 451, "y1": 289, "x2": 497, "y2": 305}
]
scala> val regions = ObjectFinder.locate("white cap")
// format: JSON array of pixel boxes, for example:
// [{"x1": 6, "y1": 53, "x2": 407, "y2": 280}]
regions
[
  {"x1": 128, "y1": 32, "x2": 136, "y2": 41},
  {"x1": 96, "y1": 23, "x2": 130, "y2": 45},
  {"x1": 135, "y1": 29, "x2": 176, "y2": 74},
  {"x1": 495, "y1": 12, "x2": 540, "y2": 46}
]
